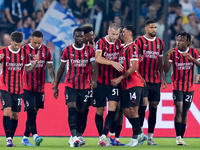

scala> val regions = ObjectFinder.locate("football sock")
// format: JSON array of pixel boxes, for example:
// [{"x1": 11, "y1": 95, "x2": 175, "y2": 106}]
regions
[
  {"x1": 82, "y1": 108, "x2": 89, "y2": 134},
  {"x1": 95, "y1": 113, "x2": 103, "y2": 136},
  {"x1": 175, "y1": 122, "x2": 182, "y2": 137},
  {"x1": 3, "y1": 116, "x2": 11, "y2": 138},
  {"x1": 68, "y1": 107, "x2": 77, "y2": 136},
  {"x1": 103, "y1": 111, "x2": 116, "y2": 136},
  {"x1": 138, "y1": 106, "x2": 147, "y2": 127},
  {"x1": 148, "y1": 108, "x2": 157, "y2": 133},
  {"x1": 128, "y1": 117, "x2": 140, "y2": 139},
  {"x1": 27, "y1": 109, "x2": 37, "y2": 135},
  {"x1": 115, "y1": 125, "x2": 122, "y2": 138},
  {"x1": 181, "y1": 123, "x2": 186, "y2": 138},
  {"x1": 10, "y1": 118, "x2": 18, "y2": 139},
  {"x1": 24, "y1": 121, "x2": 31, "y2": 137}
]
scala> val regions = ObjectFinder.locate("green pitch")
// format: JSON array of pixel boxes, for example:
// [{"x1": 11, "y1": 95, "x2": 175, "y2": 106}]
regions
[{"x1": 0, "y1": 137, "x2": 200, "y2": 149}]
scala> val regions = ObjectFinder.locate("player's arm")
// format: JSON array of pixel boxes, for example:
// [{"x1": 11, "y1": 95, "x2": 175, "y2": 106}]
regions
[
  {"x1": 47, "y1": 63, "x2": 55, "y2": 86},
  {"x1": 183, "y1": 53, "x2": 200, "y2": 68},
  {"x1": 90, "y1": 61, "x2": 98, "y2": 89},
  {"x1": 26, "y1": 51, "x2": 39, "y2": 73},
  {"x1": 164, "y1": 49, "x2": 174, "y2": 73},
  {"x1": 158, "y1": 56, "x2": 167, "y2": 89},
  {"x1": 112, "y1": 60, "x2": 138, "y2": 86},
  {"x1": 95, "y1": 50, "x2": 123, "y2": 72},
  {"x1": 25, "y1": 62, "x2": 37, "y2": 73},
  {"x1": 53, "y1": 61, "x2": 67, "y2": 99}
]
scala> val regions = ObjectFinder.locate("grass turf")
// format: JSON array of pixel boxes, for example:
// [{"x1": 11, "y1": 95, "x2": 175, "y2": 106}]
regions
[{"x1": 0, "y1": 137, "x2": 200, "y2": 149}]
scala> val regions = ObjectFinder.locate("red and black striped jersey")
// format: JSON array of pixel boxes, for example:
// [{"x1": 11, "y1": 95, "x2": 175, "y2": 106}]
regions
[
  {"x1": 0, "y1": 46, "x2": 31, "y2": 94},
  {"x1": 61, "y1": 43, "x2": 95, "y2": 89},
  {"x1": 118, "y1": 42, "x2": 143, "y2": 90},
  {"x1": 134, "y1": 35, "x2": 164, "y2": 83},
  {"x1": 169, "y1": 47, "x2": 199, "y2": 92},
  {"x1": 23, "y1": 44, "x2": 53, "y2": 92},
  {"x1": 96, "y1": 36, "x2": 121, "y2": 85}
]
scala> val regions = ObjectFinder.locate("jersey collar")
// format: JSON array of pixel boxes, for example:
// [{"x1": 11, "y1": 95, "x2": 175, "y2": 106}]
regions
[
  {"x1": 143, "y1": 35, "x2": 156, "y2": 41},
  {"x1": 72, "y1": 43, "x2": 85, "y2": 50},
  {"x1": 8, "y1": 46, "x2": 20, "y2": 54},
  {"x1": 105, "y1": 36, "x2": 115, "y2": 44},
  {"x1": 178, "y1": 47, "x2": 189, "y2": 53},
  {"x1": 123, "y1": 42, "x2": 133, "y2": 48},
  {"x1": 29, "y1": 43, "x2": 42, "y2": 50}
]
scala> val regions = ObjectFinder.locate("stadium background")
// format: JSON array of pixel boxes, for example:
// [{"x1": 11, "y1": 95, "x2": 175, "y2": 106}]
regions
[{"x1": 0, "y1": 0, "x2": 200, "y2": 137}]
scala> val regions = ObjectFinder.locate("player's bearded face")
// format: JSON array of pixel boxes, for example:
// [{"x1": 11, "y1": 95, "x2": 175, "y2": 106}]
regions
[
  {"x1": 108, "y1": 28, "x2": 120, "y2": 42},
  {"x1": 74, "y1": 31, "x2": 84, "y2": 46},
  {"x1": 146, "y1": 23, "x2": 157, "y2": 37},
  {"x1": 11, "y1": 41, "x2": 21, "y2": 51},
  {"x1": 30, "y1": 37, "x2": 43, "y2": 49},
  {"x1": 87, "y1": 31, "x2": 96, "y2": 44},
  {"x1": 176, "y1": 36, "x2": 187, "y2": 50}
]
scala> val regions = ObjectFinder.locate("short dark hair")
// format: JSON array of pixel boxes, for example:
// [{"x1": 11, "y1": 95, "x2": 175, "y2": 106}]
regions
[
  {"x1": 187, "y1": 13, "x2": 194, "y2": 19},
  {"x1": 22, "y1": 16, "x2": 31, "y2": 24},
  {"x1": 73, "y1": 27, "x2": 84, "y2": 35},
  {"x1": 176, "y1": 32, "x2": 192, "y2": 46},
  {"x1": 11, "y1": 31, "x2": 23, "y2": 43},
  {"x1": 124, "y1": 25, "x2": 137, "y2": 37},
  {"x1": 145, "y1": 19, "x2": 156, "y2": 26},
  {"x1": 82, "y1": 26, "x2": 93, "y2": 35},
  {"x1": 175, "y1": 3, "x2": 182, "y2": 8},
  {"x1": 31, "y1": 30, "x2": 43, "y2": 38}
]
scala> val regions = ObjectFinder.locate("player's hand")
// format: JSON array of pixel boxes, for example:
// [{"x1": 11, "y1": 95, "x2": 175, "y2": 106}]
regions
[
  {"x1": 112, "y1": 62, "x2": 124, "y2": 72},
  {"x1": 162, "y1": 79, "x2": 167, "y2": 89},
  {"x1": 196, "y1": 74, "x2": 200, "y2": 83},
  {"x1": 167, "y1": 48, "x2": 175, "y2": 56},
  {"x1": 0, "y1": 53, "x2": 4, "y2": 60},
  {"x1": 33, "y1": 51, "x2": 40, "y2": 63},
  {"x1": 183, "y1": 53, "x2": 193, "y2": 60},
  {"x1": 92, "y1": 40, "x2": 96, "y2": 50},
  {"x1": 52, "y1": 79, "x2": 55, "y2": 87},
  {"x1": 53, "y1": 86, "x2": 59, "y2": 99},
  {"x1": 91, "y1": 80, "x2": 97, "y2": 90},
  {"x1": 111, "y1": 76, "x2": 123, "y2": 86},
  {"x1": 141, "y1": 77, "x2": 146, "y2": 87}
]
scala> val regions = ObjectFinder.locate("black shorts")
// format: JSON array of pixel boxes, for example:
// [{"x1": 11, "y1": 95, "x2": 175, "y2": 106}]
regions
[
  {"x1": 93, "y1": 82, "x2": 120, "y2": 107},
  {"x1": 121, "y1": 86, "x2": 143, "y2": 109},
  {"x1": 86, "y1": 90, "x2": 93, "y2": 107},
  {"x1": 1, "y1": 90, "x2": 22, "y2": 112},
  {"x1": 65, "y1": 86, "x2": 91, "y2": 108},
  {"x1": 173, "y1": 90, "x2": 194, "y2": 108},
  {"x1": 144, "y1": 82, "x2": 161, "y2": 101},
  {"x1": 23, "y1": 90, "x2": 44, "y2": 111}
]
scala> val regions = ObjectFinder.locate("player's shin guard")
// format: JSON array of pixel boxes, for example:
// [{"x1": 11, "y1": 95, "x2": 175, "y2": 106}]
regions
[
  {"x1": 27, "y1": 109, "x2": 37, "y2": 135},
  {"x1": 24, "y1": 121, "x2": 31, "y2": 137},
  {"x1": 175, "y1": 122, "x2": 182, "y2": 137},
  {"x1": 76, "y1": 111, "x2": 83, "y2": 137},
  {"x1": 138, "y1": 106, "x2": 147, "y2": 127},
  {"x1": 110, "y1": 121, "x2": 116, "y2": 134},
  {"x1": 115, "y1": 125, "x2": 122, "y2": 138},
  {"x1": 3, "y1": 116, "x2": 11, "y2": 138},
  {"x1": 129, "y1": 117, "x2": 140, "y2": 139},
  {"x1": 181, "y1": 124, "x2": 186, "y2": 138},
  {"x1": 95, "y1": 113, "x2": 103, "y2": 136},
  {"x1": 68, "y1": 107, "x2": 77, "y2": 136},
  {"x1": 148, "y1": 108, "x2": 157, "y2": 134},
  {"x1": 82, "y1": 108, "x2": 89, "y2": 134},
  {"x1": 103, "y1": 111, "x2": 116, "y2": 136},
  {"x1": 10, "y1": 119, "x2": 18, "y2": 139}
]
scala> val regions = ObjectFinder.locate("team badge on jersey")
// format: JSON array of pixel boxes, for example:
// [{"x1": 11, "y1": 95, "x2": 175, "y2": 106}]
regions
[
  {"x1": 2, "y1": 100, "x2": 5, "y2": 105},
  {"x1": 65, "y1": 93, "x2": 69, "y2": 100},
  {"x1": 93, "y1": 99, "x2": 96, "y2": 105},
  {"x1": 26, "y1": 101, "x2": 29, "y2": 107}
]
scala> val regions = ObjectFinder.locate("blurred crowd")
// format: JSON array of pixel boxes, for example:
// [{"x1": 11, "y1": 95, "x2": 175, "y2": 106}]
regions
[{"x1": 0, "y1": 0, "x2": 200, "y2": 82}]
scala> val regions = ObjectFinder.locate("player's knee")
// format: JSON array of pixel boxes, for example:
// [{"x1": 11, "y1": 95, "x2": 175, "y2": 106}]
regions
[
  {"x1": 123, "y1": 109, "x2": 131, "y2": 118},
  {"x1": 3, "y1": 107, "x2": 11, "y2": 116},
  {"x1": 67, "y1": 102, "x2": 76, "y2": 108},
  {"x1": 108, "y1": 102, "x2": 118, "y2": 111},
  {"x1": 129, "y1": 107, "x2": 138, "y2": 117},
  {"x1": 96, "y1": 107, "x2": 105, "y2": 116},
  {"x1": 11, "y1": 112, "x2": 19, "y2": 120},
  {"x1": 149, "y1": 101, "x2": 159, "y2": 108},
  {"x1": 142, "y1": 97, "x2": 148, "y2": 106}
]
